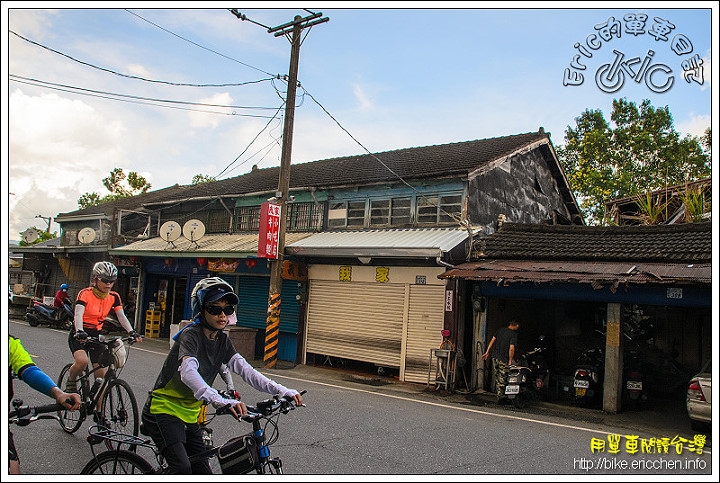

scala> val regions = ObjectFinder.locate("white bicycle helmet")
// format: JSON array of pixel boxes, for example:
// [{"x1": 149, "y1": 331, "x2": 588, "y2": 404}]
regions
[
  {"x1": 191, "y1": 277, "x2": 239, "y2": 319},
  {"x1": 92, "y1": 261, "x2": 118, "y2": 282}
]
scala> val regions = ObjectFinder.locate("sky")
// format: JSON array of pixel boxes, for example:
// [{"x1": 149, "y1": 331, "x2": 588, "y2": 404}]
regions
[{"x1": 2, "y1": 3, "x2": 717, "y2": 243}]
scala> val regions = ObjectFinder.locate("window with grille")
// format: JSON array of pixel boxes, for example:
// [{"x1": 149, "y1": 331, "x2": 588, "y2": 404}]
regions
[
  {"x1": 205, "y1": 209, "x2": 231, "y2": 233},
  {"x1": 370, "y1": 197, "x2": 411, "y2": 226},
  {"x1": 370, "y1": 199, "x2": 390, "y2": 226},
  {"x1": 288, "y1": 202, "x2": 323, "y2": 231},
  {"x1": 417, "y1": 193, "x2": 462, "y2": 224},
  {"x1": 235, "y1": 206, "x2": 260, "y2": 232},
  {"x1": 346, "y1": 201, "x2": 366, "y2": 228},
  {"x1": 390, "y1": 197, "x2": 411, "y2": 225}
]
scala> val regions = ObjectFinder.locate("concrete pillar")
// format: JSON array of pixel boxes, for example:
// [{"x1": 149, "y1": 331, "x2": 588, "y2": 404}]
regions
[{"x1": 603, "y1": 303, "x2": 623, "y2": 413}]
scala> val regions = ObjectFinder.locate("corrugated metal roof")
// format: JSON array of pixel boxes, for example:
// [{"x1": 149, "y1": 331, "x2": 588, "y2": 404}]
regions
[
  {"x1": 109, "y1": 232, "x2": 315, "y2": 258},
  {"x1": 285, "y1": 228, "x2": 470, "y2": 258},
  {"x1": 439, "y1": 260, "x2": 711, "y2": 286}
]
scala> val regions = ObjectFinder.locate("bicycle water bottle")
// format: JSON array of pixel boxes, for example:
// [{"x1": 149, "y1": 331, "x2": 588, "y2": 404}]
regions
[{"x1": 89, "y1": 377, "x2": 104, "y2": 399}]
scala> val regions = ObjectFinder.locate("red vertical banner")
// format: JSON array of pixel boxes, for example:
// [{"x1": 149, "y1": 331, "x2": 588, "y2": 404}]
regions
[{"x1": 258, "y1": 202, "x2": 281, "y2": 259}]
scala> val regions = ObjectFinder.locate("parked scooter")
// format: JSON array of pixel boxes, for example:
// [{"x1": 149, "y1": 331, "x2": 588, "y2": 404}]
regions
[
  {"x1": 623, "y1": 348, "x2": 648, "y2": 410},
  {"x1": 25, "y1": 300, "x2": 73, "y2": 330},
  {"x1": 504, "y1": 336, "x2": 550, "y2": 408},
  {"x1": 573, "y1": 346, "x2": 604, "y2": 407}
]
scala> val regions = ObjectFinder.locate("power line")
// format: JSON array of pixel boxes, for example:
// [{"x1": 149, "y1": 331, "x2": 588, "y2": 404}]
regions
[
  {"x1": 127, "y1": 9, "x2": 276, "y2": 78},
  {"x1": 300, "y1": 85, "x2": 463, "y2": 225},
  {"x1": 10, "y1": 74, "x2": 281, "y2": 118},
  {"x1": 215, "y1": 104, "x2": 285, "y2": 179}
]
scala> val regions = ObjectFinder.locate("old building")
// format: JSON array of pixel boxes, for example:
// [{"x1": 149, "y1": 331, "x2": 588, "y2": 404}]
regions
[
  {"x1": 11, "y1": 129, "x2": 581, "y2": 380},
  {"x1": 440, "y1": 221, "x2": 712, "y2": 412}
]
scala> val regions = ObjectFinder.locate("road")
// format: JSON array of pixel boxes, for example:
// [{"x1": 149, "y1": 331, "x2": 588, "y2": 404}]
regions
[{"x1": 7, "y1": 318, "x2": 713, "y2": 477}]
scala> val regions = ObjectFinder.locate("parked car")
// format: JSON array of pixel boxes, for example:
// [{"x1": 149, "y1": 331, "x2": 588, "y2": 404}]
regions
[{"x1": 686, "y1": 358, "x2": 712, "y2": 432}]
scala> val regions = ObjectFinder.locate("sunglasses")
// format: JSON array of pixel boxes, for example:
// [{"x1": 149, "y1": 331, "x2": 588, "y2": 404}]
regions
[
  {"x1": 205, "y1": 305, "x2": 235, "y2": 316},
  {"x1": 99, "y1": 277, "x2": 116, "y2": 284}
]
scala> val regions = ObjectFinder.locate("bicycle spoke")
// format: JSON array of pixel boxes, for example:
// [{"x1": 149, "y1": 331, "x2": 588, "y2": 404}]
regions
[{"x1": 100, "y1": 379, "x2": 139, "y2": 450}]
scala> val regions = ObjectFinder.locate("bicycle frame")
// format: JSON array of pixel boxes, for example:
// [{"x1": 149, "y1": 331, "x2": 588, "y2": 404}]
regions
[
  {"x1": 82, "y1": 391, "x2": 306, "y2": 475},
  {"x1": 57, "y1": 336, "x2": 140, "y2": 448}
]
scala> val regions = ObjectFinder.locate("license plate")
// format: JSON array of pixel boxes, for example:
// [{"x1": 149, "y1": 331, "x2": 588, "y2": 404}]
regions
[
  {"x1": 575, "y1": 388, "x2": 587, "y2": 397},
  {"x1": 574, "y1": 379, "x2": 590, "y2": 389},
  {"x1": 626, "y1": 381, "x2": 642, "y2": 390},
  {"x1": 505, "y1": 385, "x2": 520, "y2": 395}
]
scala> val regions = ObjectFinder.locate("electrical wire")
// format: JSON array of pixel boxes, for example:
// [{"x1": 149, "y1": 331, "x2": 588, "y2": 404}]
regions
[
  {"x1": 215, "y1": 105, "x2": 285, "y2": 179},
  {"x1": 300, "y1": 85, "x2": 464, "y2": 225},
  {"x1": 9, "y1": 30, "x2": 275, "y2": 88},
  {"x1": 125, "y1": 9, "x2": 277, "y2": 78},
  {"x1": 10, "y1": 75, "x2": 281, "y2": 118}
]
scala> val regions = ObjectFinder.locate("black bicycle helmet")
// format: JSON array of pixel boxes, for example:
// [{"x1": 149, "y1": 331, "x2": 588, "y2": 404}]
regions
[
  {"x1": 91, "y1": 261, "x2": 118, "y2": 282},
  {"x1": 190, "y1": 277, "x2": 239, "y2": 319}
]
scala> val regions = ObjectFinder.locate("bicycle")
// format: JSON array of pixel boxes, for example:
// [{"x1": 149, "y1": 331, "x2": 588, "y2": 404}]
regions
[
  {"x1": 56, "y1": 335, "x2": 141, "y2": 449},
  {"x1": 80, "y1": 390, "x2": 307, "y2": 474}
]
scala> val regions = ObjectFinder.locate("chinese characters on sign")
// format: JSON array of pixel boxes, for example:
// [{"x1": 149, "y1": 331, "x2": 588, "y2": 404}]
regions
[
  {"x1": 562, "y1": 13, "x2": 704, "y2": 94},
  {"x1": 338, "y1": 266, "x2": 391, "y2": 282},
  {"x1": 257, "y1": 202, "x2": 281, "y2": 259}
]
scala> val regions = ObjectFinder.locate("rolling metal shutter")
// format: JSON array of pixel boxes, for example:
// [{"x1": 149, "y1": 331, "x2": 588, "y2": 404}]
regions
[
  {"x1": 234, "y1": 276, "x2": 299, "y2": 333},
  {"x1": 404, "y1": 285, "x2": 445, "y2": 383},
  {"x1": 306, "y1": 280, "x2": 405, "y2": 368}
]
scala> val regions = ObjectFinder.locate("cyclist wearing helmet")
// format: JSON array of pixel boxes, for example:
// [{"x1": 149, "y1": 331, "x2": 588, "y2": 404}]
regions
[
  {"x1": 141, "y1": 276, "x2": 303, "y2": 474},
  {"x1": 65, "y1": 261, "x2": 142, "y2": 393}
]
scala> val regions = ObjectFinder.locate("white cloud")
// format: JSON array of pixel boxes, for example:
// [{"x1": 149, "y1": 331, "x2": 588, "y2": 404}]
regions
[
  {"x1": 8, "y1": 88, "x2": 129, "y2": 235},
  {"x1": 352, "y1": 83, "x2": 372, "y2": 111},
  {"x1": 675, "y1": 114, "x2": 711, "y2": 139},
  {"x1": 188, "y1": 92, "x2": 234, "y2": 129}
]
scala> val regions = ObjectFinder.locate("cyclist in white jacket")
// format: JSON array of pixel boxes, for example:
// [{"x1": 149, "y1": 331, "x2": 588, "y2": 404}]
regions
[{"x1": 140, "y1": 277, "x2": 302, "y2": 474}]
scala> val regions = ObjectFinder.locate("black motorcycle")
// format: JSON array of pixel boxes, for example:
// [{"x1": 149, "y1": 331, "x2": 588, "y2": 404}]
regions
[
  {"x1": 504, "y1": 336, "x2": 550, "y2": 408},
  {"x1": 623, "y1": 348, "x2": 648, "y2": 410},
  {"x1": 572, "y1": 346, "x2": 604, "y2": 407},
  {"x1": 25, "y1": 299, "x2": 73, "y2": 330}
]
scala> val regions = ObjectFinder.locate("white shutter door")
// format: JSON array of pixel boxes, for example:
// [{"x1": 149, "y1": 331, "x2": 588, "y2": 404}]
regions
[
  {"x1": 306, "y1": 280, "x2": 404, "y2": 367},
  {"x1": 404, "y1": 285, "x2": 445, "y2": 383}
]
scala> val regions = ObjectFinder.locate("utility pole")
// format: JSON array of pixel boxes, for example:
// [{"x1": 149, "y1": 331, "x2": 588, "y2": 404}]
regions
[
  {"x1": 232, "y1": 10, "x2": 328, "y2": 368},
  {"x1": 35, "y1": 214, "x2": 52, "y2": 233}
]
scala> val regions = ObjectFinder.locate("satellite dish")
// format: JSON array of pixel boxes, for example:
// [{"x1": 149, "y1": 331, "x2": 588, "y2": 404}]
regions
[
  {"x1": 22, "y1": 228, "x2": 39, "y2": 244},
  {"x1": 78, "y1": 227, "x2": 96, "y2": 244},
  {"x1": 159, "y1": 221, "x2": 182, "y2": 244},
  {"x1": 183, "y1": 219, "x2": 205, "y2": 243}
]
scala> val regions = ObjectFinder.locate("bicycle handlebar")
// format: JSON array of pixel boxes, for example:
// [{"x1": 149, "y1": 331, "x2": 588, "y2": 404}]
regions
[
  {"x1": 215, "y1": 390, "x2": 307, "y2": 422},
  {"x1": 9, "y1": 399, "x2": 65, "y2": 426},
  {"x1": 82, "y1": 335, "x2": 142, "y2": 347}
]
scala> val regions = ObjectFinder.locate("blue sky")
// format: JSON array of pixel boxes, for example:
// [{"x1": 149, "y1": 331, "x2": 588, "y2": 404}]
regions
[{"x1": 3, "y1": 4, "x2": 716, "y2": 241}]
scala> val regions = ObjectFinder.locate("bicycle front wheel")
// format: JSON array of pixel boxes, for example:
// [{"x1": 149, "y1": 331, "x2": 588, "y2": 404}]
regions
[
  {"x1": 81, "y1": 450, "x2": 155, "y2": 474},
  {"x1": 56, "y1": 363, "x2": 85, "y2": 433},
  {"x1": 99, "y1": 378, "x2": 139, "y2": 449}
]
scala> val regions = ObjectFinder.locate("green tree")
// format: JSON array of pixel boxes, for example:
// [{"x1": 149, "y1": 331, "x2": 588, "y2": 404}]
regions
[
  {"x1": 192, "y1": 174, "x2": 216, "y2": 184},
  {"x1": 78, "y1": 168, "x2": 151, "y2": 209},
  {"x1": 556, "y1": 98, "x2": 711, "y2": 224}
]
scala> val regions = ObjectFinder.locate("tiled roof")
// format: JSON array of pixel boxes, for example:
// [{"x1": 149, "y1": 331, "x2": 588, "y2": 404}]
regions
[
  {"x1": 57, "y1": 131, "x2": 549, "y2": 218},
  {"x1": 474, "y1": 222, "x2": 712, "y2": 263}
]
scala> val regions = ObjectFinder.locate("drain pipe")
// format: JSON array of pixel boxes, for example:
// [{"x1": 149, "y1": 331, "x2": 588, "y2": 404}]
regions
[{"x1": 436, "y1": 257, "x2": 455, "y2": 269}]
